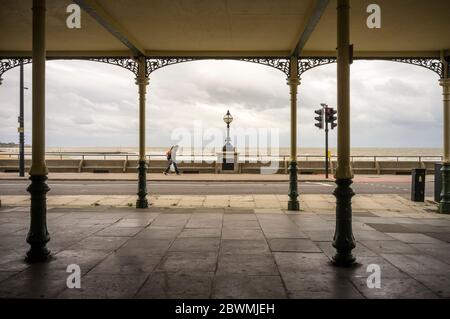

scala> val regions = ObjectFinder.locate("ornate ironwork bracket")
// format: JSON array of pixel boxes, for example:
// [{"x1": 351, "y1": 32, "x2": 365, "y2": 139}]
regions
[
  {"x1": 0, "y1": 58, "x2": 32, "y2": 83},
  {"x1": 385, "y1": 58, "x2": 444, "y2": 79},
  {"x1": 2, "y1": 56, "x2": 446, "y2": 83},
  {"x1": 239, "y1": 58, "x2": 290, "y2": 77},
  {"x1": 295, "y1": 57, "x2": 445, "y2": 79},
  {"x1": 146, "y1": 58, "x2": 194, "y2": 77},
  {"x1": 88, "y1": 57, "x2": 139, "y2": 77},
  {"x1": 0, "y1": 57, "x2": 139, "y2": 83},
  {"x1": 298, "y1": 58, "x2": 337, "y2": 76},
  {"x1": 145, "y1": 57, "x2": 291, "y2": 77}
]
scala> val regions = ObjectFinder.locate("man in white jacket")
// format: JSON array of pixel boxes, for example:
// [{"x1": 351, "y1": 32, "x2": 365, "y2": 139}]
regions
[{"x1": 164, "y1": 144, "x2": 180, "y2": 175}]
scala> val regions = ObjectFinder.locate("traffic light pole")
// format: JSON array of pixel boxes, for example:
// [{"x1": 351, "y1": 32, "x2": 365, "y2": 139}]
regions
[
  {"x1": 325, "y1": 120, "x2": 329, "y2": 178},
  {"x1": 316, "y1": 105, "x2": 335, "y2": 178},
  {"x1": 19, "y1": 61, "x2": 25, "y2": 177}
]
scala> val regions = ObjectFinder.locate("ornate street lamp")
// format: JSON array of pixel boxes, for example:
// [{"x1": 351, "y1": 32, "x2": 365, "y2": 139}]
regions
[{"x1": 223, "y1": 110, "x2": 234, "y2": 152}]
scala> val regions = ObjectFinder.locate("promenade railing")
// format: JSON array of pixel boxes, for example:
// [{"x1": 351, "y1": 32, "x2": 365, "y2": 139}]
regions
[{"x1": 0, "y1": 152, "x2": 443, "y2": 163}]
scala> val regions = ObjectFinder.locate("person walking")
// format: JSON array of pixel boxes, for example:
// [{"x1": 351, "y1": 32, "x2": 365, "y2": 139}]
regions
[{"x1": 164, "y1": 144, "x2": 180, "y2": 175}]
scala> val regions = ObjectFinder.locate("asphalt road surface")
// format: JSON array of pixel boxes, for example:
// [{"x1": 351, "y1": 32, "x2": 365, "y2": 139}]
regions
[{"x1": 0, "y1": 180, "x2": 435, "y2": 197}]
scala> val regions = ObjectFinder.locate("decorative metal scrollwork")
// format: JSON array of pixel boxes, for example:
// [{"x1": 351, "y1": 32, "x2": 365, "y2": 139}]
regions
[
  {"x1": 0, "y1": 58, "x2": 32, "y2": 79},
  {"x1": 298, "y1": 58, "x2": 337, "y2": 76},
  {"x1": 388, "y1": 58, "x2": 443, "y2": 78},
  {"x1": 239, "y1": 58, "x2": 290, "y2": 76},
  {"x1": 1, "y1": 56, "x2": 446, "y2": 84},
  {"x1": 0, "y1": 57, "x2": 139, "y2": 82},
  {"x1": 88, "y1": 57, "x2": 139, "y2": 76},
  {"x1": 146, "y1": 58, "x2": 195, "y2": 77},
  {"x1": 0, "y1": 56, "x2": 334, "y2": 80},
  {"x1": 146, "y1": 57, "x2": 291, "y2": 77},
  {"x1": 297, "y1": 57, "x2": 445, "y2": 79}
]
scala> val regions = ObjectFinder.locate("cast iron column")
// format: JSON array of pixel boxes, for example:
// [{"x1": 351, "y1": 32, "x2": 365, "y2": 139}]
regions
[
  {"x1": 440, "y1": 63, "x2": 450, "y2": 213},
  {"x1": 287, "y1": 56, "x2": 300, "y2": 211},
  {"x1": 26, "y1": 0, "x2": 50, "y2": 262},
  {"x1": 136, "y1": 56, "x2": 149, "y2": 208},
  {"x1": 332, "y1": 0, "x2": 356, "y2": 266},
  {"x1": 325, "y1": 117, "x2": 329, "y2": 178},
  {"x1": 19, "y1": 61, "x2": 25, "y2": 177}
]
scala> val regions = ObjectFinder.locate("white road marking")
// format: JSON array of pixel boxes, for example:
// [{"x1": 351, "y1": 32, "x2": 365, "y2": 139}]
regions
[{"x1": 304, "y1": 182, "x2": 333, "y2": 187}]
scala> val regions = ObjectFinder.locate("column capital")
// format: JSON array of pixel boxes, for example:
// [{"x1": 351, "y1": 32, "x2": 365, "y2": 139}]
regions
[
  {"x1": 336, "y1": 0, "x2": 350, "y2": 10},
  {"x1": 441, "y1": 78, "x2": 450, "y2": 103},
  {"x1": 440, "y1": 78, "x2": 450, "y2": 87},
  {"x1": 135, "y1": 55, "x2": 148, "y2": 86},
  {"x1": 135, "y1": 76, "x2": 149, "y2": 86},
  {"x1": 286, "y1": 76, "x2": 300, "y2": 87},
  {"x1": 32, "y1": 0, "x2": 46, "y2": 11}
]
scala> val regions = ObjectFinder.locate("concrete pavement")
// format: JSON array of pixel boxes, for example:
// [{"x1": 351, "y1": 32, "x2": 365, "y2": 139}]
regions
[{"x1": 0, "y1": 193, "x2": 438, "y2": 210}]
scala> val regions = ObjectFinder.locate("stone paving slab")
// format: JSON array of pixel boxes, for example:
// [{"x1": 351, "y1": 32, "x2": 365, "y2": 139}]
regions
[
  {"x1": 1, "y1": 194, "x2": 440, "y2": 215},
  {"x1": 0, "y1": 195, "x2": 449, "y2": 299}
]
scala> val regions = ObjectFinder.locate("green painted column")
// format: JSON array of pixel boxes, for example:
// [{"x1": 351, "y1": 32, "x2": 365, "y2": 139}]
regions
[
  {"x1": 287, "y1": 56, "x2": 300, "y2": 211},
  {"x1": 440, "y1": 76, "x2": 450, "y2": 214},
  {"x1": 136, "y1": 57, "x2": 149, "y2": 208},
  {"x1": 26, "y1": 0, "x2": 51, "y2": 262},
  {"x1": 332, "y1": 0, "x2": 356, "y2": 266}
]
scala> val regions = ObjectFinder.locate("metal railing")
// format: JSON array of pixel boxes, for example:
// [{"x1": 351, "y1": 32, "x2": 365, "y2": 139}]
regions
[{"x1": 0, "y1": 152, "x2": 443, "y2": 163}]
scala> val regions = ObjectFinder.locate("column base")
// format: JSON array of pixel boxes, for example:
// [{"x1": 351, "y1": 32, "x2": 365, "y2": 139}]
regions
[
  {"x1": 26, "y1": 174, "x2": 51, "y2": 263},
  {"x1": 136, "y1": 201, "x2": 148, "y2": 209},
  {"x1": 136, "y1": 160, "x2": 148, "y2": 209},
  {"x1": 136, "y1": 199, "x2": 148, "y2": 208},
  {"x1": 439, "y1": 163, "x2": 450, "y2": 214},
  {"x1": 136, "y1": 199, "x2": 149, "y2": 209},
  {"x1": 287, "y1": 201, "x2": 300, "y2": 211},
  {"x1": 287, "y1": 160, "x2": 300, "y2": 211},
  {"x1": 332, "y1": 251, "x2": 356, "y2": 267},
  {"x1": 332, "y1": 178, "x2": 356, "y2": 267},
  {"x1": 439, "y1": 202, "x2": 450, "y2": 214},
  {"x1": 26, "y1": 245, "x2": 51, "y2": 263}
]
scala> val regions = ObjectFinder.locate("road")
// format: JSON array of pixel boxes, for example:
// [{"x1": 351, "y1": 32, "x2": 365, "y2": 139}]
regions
[{"x1": 0, "y1": 180, "x2": 435, "y2": 197}]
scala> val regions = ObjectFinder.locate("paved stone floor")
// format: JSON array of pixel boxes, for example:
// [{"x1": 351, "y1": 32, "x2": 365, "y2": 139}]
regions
[
  {"x1": 0, "y1": 193, "x2": 437, "y2": 209},
  {"x1": 0, "y1": 195, "x2": 449, "y2": 299}
]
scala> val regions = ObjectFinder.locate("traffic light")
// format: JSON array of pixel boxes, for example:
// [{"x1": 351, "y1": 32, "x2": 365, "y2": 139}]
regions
[
  {"x1": 314, "y1": 109, "x2": 324, "y2": 129},
  {"x1": 325, "y1": 107, "x2": 337, "y2": 130}
]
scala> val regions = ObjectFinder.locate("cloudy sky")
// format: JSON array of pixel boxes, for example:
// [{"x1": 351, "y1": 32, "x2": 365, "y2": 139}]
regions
[{"x1": 0, "y1": 59, "x2": 443, "y2": 150}]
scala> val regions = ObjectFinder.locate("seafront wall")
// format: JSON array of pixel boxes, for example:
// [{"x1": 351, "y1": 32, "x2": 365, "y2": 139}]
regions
[{"x1": 0, "y1": 158, "x2": 440, "y2": 175}]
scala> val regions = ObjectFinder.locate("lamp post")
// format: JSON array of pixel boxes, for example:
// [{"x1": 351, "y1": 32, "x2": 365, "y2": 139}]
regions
[
  {"x1": 222, "y1": 110, "x2": 235, "y2": 172},
  {"x1": 223, "y1": 110, "x2": 234, "y2": 152}
]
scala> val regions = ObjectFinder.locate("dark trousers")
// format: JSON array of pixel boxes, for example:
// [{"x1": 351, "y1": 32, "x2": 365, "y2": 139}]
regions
[{"x1": 164, "y1": 160, "x2": 179, "y2": 174}]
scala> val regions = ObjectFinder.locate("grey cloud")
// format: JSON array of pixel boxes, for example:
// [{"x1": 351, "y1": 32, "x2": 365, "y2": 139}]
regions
[
  {"x1": 0, "y1": 59, "x2": 444, "y2": 148},
  {"x1": 71, "y1": 114, "x2": 94, "y2": 125},
  {"x1": 151, "y1": 60, "x2": 288, "y2": 111},
  {"x1": 374, "y1": 78, "x2": 421, "y2": 97}
]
